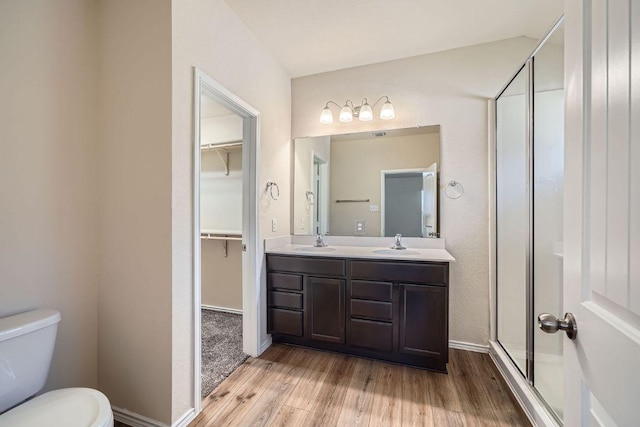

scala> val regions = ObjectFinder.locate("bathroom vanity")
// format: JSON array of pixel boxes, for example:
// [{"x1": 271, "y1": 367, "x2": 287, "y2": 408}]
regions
[{"x1": 265, "y1": 243, "x2": 454, "y2": 372}]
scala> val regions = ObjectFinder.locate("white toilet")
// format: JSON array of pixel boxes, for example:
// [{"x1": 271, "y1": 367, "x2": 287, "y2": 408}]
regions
[{"x1": 0, "y1": 309, "x2": 113, "y2": 427}]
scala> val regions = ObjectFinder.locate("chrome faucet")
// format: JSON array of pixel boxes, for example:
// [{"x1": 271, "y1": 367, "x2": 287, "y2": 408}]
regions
[
  {"x1": 390, "y1": 233, "x2": 406, "y2": 250},
  {"x1": 314, "y1": 234, "x2": 328, "y2": 247}
]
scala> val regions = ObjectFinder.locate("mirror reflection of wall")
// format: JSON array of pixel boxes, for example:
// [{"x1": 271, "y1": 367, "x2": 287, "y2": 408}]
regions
[{"x1": 293, "y1": 126, "x2": 440, "y2": 238}]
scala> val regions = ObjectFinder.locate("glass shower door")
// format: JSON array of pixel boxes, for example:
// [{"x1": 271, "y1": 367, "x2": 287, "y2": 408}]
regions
[
  {"x1": 494, "y1": 17, "x2": 565, "y2": 424},
  {"x1": 496, "y1": 64, "x2": 530, "y2": 376},
  {"x1": 533, "y1": 22, "x2": 565, "y2": 421}
]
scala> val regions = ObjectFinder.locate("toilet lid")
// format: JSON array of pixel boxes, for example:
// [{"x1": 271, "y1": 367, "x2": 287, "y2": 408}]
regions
[{"x1": 0, "y1": 388, "x2": 113, "y2": 427}]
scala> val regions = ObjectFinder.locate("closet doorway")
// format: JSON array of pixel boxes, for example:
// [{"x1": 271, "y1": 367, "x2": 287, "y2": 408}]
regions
[{"x1": 193, "y1": 68, "x2": 260, "y2": 413}]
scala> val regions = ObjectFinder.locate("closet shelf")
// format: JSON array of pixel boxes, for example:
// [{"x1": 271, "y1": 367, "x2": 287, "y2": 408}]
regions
[{"x1": 201, "y1": 142, "x2": 242, "y2": 175}]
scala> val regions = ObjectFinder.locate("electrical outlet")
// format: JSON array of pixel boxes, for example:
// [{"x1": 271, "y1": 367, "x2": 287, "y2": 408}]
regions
[
  {"x1": 355, "y1": 220, "x2": 365, "y2": 234},
  {"x1": 369, "y1": 204, "x2": 379, "y2": 212},
  {"x1": 300, "y1": 217, "x2": 305, "y2": 229},
  {"x1": 272, "y1": 218, "x2": 277, "y2": 232}
]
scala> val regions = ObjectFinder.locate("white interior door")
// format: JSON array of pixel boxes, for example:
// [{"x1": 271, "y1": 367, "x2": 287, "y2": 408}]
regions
[{"x1": 563, "y1": 1, "x2": 640, "y2": 425}]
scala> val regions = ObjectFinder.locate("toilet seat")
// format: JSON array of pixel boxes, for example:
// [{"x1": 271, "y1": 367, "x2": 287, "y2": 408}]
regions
[{"x1": 0, "y1": 388, "x2": 113, "y2": 427}]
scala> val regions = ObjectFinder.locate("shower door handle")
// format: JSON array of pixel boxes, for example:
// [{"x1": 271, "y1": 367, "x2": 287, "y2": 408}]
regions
[{"x1": 538, "y1": 312, "x2": 577, "y2": 340}]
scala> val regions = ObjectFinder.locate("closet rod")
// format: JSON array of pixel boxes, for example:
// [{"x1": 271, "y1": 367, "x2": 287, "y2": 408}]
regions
[
  {"x1": 200, "y1": 235, "x2": 243, "y2": 241},
  {"x1": 200, "y1": 141, "x2": 242, "y2": 151},
  {"x1": 200, "y1": 233, "x2": 243, "y2": 257}
]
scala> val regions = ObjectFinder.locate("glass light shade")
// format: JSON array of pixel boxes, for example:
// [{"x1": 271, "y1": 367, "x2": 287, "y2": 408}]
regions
[
  {"x1": 358, "y1": 103, "x2": 373, "y2": 121},
  {"x1": 320, "y1": 107, "x2": 333, "y2": 124},
  {"x1": 339, "y1": 105, "x2": 353, "y2": 122},
  {"x1": 380, "y1": 101, "x2": 395, "y2": 119}
]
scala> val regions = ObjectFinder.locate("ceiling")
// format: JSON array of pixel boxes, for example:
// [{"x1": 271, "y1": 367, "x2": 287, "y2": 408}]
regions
[{"x1": 225, "y1": 0, "x2": 563, "y2": 78}]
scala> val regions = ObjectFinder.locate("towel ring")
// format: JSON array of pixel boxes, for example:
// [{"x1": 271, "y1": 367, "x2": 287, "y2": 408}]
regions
[
  {"x1": 445, "y1": 180, "x2": 464, "y2": 200},
  {"x1": 305, "y1": 191, "x2": 315, "y2": 205},
  {"x1": 266, "y1": 181, "x2": 280, "y2": 200}
]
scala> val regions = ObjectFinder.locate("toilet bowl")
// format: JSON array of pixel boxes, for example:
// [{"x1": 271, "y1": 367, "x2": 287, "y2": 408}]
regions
[
  {"x1": 0, "y1": 388, "x2": 113, "y2": 427},
  {"x1": 0, "y1": 309, "x2": 114, "y2": 427}
]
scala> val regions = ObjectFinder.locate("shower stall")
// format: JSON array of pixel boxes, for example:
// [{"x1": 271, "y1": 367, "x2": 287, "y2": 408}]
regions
[{"x1": 490, "y1": 17, "x2": 565, "y2": 426}]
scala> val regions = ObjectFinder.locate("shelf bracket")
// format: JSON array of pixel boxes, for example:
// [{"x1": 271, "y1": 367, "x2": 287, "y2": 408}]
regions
[{"x1": 216, "y1": 149, "x2": 230, "y2": 176}]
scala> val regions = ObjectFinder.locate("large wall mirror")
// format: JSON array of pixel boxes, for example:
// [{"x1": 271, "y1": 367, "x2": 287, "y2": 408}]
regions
[{"x1": 293, "y1": 126, "x2": 440, "y2": 238}]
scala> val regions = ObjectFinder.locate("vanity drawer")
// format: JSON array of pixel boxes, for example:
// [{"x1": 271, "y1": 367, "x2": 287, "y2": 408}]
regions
[
  {"x1": 268, "y1": 273, "x2": 303, "y2": 291},
  {"x1": 268, "y1": 308, "x2": 303, "y2": 337},
  {"x1": 351, "y1": 280, "x2": 392, "y2": 302},
  {"x1": 349, "y1": 318, "x2": 393, "y2": 352},
  {"x1": 350, "y1": 261, "x2": 448, "y2": 286},
  {"x1": 267, "y1": 255, "x2": 346, "y2": 277},
  {"x1": 268, "y1": 291, "x2": 303, "y2": 310},
  {"x1": 350, "y1": 299, "x2": 393, "y2": 321}
]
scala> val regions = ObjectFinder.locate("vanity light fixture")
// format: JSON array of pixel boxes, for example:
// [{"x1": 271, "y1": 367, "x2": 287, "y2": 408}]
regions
[{"x1": 320, "y1": 96, "x2": 395, "y2": 124}]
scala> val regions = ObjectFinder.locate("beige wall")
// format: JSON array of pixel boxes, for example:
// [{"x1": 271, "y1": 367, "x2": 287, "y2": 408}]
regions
[
  {"x1": 329, "y1": 133, "x2": 439, "y2": 237},
  {"x1": 292, "y1": 37, "x2": 536, "y2": 346},
  {"x1": 172, "y1": 0, "x2": 292, "y2": 422},
  {"x1": 97, "y1": 0, "x2": 173, "y2": 423},
  {"x1": 201, "y1": 240, "x2": 243, "y2": 310},
  {"x1": 0, "y1": 0, "x2": 98, "y2": 391}
]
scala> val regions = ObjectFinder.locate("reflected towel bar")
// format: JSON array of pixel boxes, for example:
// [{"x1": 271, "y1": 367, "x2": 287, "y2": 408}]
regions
[{"x1": 336, "y1": 199, "x2": 370, "y2": 203}]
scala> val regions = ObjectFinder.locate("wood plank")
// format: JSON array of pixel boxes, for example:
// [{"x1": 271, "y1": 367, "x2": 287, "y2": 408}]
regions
[
  {"x1": 369, "y1": 362, "x2": 403, "y2": 427},
  {"x1": 431, "y1": 408, "x2": 466, "y2": 427},
  {"x1": 423, "y1": 369, "x2": 462, "y2": 413},
  {"x1": 335, "y1": 358, "x2": 377, "y2": 426},
  {"x1": 304, "y1": 354, "x2": 356, "y2": 426},
  {"x1": 232, "y1": 380, "x2": 293, "y2": 426},
  {"x1": 284, "y1": 349, "x2": 336, "y2": 411},
  {"x1": 270, "y1": 405, "x2": 310, "y2": 427},
  {"x1": 401, "y1": 366, "x2": 433, "y2": 426}
]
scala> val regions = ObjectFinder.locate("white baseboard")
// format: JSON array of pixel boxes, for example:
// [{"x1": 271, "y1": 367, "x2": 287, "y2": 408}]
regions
[
  {"x1": 448, "y1": 340, "x2": 490, "y2": 353},
  {"x1": 112, "y1": 407, "x2": 195, "y2": 427},
  {"x1": 259, "y1": 336, "x2": 272, "y2": 355},
  {"x1": 172, "y1": 408, "x2": 196, "y2": 427},
  {"x1": 112, "y1": 406, "x2": 168, "y2": 427},
  {"x1": 201, "y1": 304, "x2": 243, "y2": 315}
]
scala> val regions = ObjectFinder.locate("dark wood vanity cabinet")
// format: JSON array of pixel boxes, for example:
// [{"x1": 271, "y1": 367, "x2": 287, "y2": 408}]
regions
[{"x1": 266, "y1": 254, "x2": 449, "y2": 372}]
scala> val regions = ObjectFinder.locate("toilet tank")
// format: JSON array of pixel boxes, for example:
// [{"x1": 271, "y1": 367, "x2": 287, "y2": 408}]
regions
[{"x1": 0, "y1": 309, "x2": 61, "y2": 413}]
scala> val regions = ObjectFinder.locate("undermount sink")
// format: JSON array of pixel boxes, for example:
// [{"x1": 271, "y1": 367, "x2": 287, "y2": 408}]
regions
[
  {"x1": 373, "y1": 249, "x2": 421, "y2": 256},
  {"x1": 294, "y1": 246, "x2": 337, "y2": 252}
]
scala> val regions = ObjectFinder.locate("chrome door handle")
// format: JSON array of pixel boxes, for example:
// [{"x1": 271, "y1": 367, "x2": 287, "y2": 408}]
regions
[{"x1": 538, "y1": 312, "x2": 577, "y2": 340}]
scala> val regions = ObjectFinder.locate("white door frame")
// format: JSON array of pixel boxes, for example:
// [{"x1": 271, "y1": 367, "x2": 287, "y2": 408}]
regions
[
  {"x1": 193, "y1": 68, "x2": 261, "y2": 414},
  {"x1": 380, "y1": 168, "x2": 429, "y2": 237}
]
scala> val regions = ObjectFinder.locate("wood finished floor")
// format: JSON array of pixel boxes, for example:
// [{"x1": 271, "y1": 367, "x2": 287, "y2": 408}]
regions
[{"x1": 189, "y1": 344, "x2": 530, "y2": 427}]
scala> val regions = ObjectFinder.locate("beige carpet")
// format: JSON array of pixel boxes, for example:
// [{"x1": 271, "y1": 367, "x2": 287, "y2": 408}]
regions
[{"x1": 201, "y1": 309, "x2": 248, "y2": 398}]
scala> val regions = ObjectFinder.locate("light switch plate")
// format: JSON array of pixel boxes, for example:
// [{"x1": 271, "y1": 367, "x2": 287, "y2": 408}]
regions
[
  {"x1": 272, "y1": 218, "x2": 277, "y2": 232},
  {"x1": 355, "y1": 220, "x2": 365, "y2": 234}
]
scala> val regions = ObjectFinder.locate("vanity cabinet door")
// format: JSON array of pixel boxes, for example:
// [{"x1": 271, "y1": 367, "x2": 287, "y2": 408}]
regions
[
  {"x1": 398, "y1": 284, "x2": 448, "y2": 360},
  {"x1": 307, "y1": 277, "x2": 345, "y2": 343}
]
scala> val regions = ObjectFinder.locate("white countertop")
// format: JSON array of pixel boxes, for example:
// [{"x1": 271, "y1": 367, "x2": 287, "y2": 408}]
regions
[{"x1": 266, "y1": 244, "x2": 455, "y2": 262}]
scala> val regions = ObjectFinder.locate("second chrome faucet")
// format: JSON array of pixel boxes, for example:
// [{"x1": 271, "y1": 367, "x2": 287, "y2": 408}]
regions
[
  {"x1": 390, "y1": 233, "x2": 406, "y2": 250},
  {"x1": 314, "y1": 234, "x2": 328, "y2": 247}
]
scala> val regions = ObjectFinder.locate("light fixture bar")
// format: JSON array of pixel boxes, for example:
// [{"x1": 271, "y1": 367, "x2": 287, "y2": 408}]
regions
[{"x1": 319, "y1": 96, "x2": 395, "y2": 124}]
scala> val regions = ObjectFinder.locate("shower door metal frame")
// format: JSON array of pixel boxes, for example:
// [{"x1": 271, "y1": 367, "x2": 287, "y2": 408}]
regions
[{"x1": 489, "y1": 15, "x2": 565, "y2": 427}]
